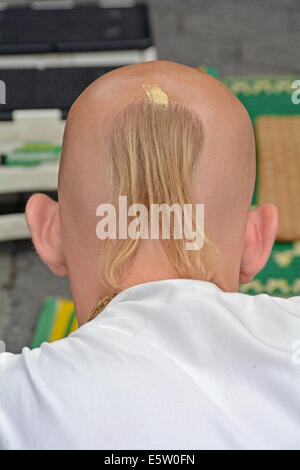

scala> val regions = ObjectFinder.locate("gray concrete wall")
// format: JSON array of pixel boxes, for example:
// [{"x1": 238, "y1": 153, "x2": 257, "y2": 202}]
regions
[
  {"x1": 143, "y1": 0, "x2": 300, "y2": 75},
  {"x1": 0, "y1": 0, "x2": 299, "y2": 352}
]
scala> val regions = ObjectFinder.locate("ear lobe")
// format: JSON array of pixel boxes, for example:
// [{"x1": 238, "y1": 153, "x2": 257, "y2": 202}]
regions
[
  {"x1": 26, "y1": 193, "x2": 67, "y2": 276},
  {"x1": 239, "y1": 203, "x2": 278, "y2": 284}
]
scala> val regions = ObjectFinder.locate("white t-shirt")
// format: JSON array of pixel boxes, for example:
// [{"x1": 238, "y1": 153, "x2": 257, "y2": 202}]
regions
[{"x1": 0, "y1": 279, "x2": 299, "y2": 450}]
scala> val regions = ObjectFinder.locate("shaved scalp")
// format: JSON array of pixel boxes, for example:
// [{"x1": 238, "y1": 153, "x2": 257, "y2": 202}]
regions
[{"x1": 58, "y1": 60, "x2": 255, "y2": 295}]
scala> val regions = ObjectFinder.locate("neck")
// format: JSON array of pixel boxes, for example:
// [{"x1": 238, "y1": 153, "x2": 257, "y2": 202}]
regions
[{"x1": 74, "y1": 243, "x2": 238, "y2": 326}]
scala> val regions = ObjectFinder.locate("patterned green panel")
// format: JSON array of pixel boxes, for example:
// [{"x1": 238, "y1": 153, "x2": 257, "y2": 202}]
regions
[{"x1": 240, "y1": 242, "x2": 300, "y2": 297}]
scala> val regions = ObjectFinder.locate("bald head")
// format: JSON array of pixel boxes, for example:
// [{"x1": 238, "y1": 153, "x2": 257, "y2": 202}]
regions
[
  {"x1": 59, "y1": 60, "x2": 255, "y2": 276},
  {"x1": 27, "y1": 60, "x2": 279, "y2": 323}
]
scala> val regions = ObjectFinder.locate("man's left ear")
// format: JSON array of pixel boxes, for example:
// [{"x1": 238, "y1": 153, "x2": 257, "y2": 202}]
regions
[
  {"x1": 239, "y1": 203, "x2": 279, "y2": 284},
  {"x1": 25, "y1": 193, "x2": 67, "y2": 276}
]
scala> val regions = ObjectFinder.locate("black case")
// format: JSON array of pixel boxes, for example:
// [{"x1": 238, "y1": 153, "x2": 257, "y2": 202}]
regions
[
  {"x1": 0, "y1": 2, "x2": 152, "y2": 54},
  {"x1": 0, "y1": 66, "x2": 118, "y2": 120}
]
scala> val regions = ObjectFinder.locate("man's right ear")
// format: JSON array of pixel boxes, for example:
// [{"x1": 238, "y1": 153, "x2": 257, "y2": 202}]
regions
[{"x1": 25, "y1": 193, "x2": 67, "y2": 276}]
